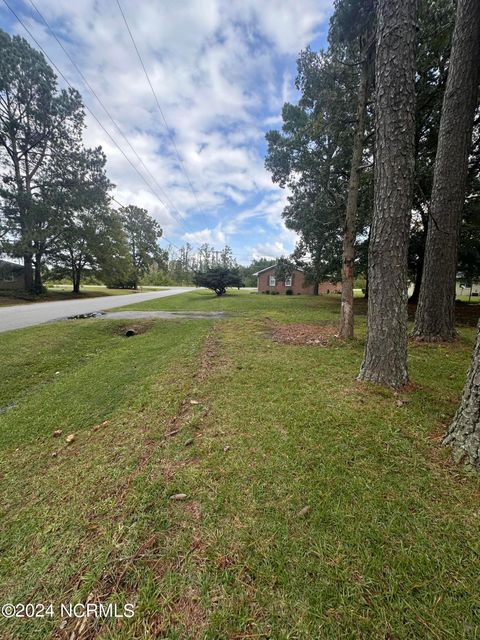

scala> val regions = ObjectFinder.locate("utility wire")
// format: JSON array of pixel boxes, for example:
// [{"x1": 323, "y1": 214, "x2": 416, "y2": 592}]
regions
[
  {"x1": 4, "y1": 0, "x2": 243, "y2": 264},
  {"x1": 111, "y1": 196, "x2": 182, "y2": 252},
  {"x1": 3, "y1": 0, "x2": 193, "y2": 235},
  {"x1": 27, "y1": 0, "x2": 188, "y2": 230},
  {"x1": 115, "y1": 0, "x2": 204, "y2": 214}
]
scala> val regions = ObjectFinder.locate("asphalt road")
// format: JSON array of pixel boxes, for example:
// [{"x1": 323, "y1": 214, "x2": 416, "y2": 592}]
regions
[{"x1": 0, "y1": 287, "x2": 193, "y2": 334}]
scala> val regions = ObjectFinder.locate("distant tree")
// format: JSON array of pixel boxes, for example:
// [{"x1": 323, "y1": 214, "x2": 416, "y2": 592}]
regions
[
  {"x1": 51, "y1": 207, "x2": 129, "y2": 293},
  {"x1": 273, "y1": 255, "x2": 296, "y2": 282},
  {"x1": 265, "y1": 42, "x2": 373, "y2": 303},
  {"x1": 220, "y1": 245, "x2": 237, "y2": 269},
  {"x1": 0, "y1": 29, "x2": 84, "y2": 292},
  {"x1": 412, "y1": 0, "x2": 480, "y2": 341},
  {"x1": 121, "y1": 205, "x2": 163, "y2": 289},
  {"x1": 358, "y1": 0, "x2": 418, "y2": 387},
  {"x1": 47, "y1": 145, "x2": 113, "y2": 293},
  {"x1": 238, "y1": 258, "x2": 276, "y2": 287},
  {"x1": 193, "y1": 266, "x2": 243, "y2": 296}
]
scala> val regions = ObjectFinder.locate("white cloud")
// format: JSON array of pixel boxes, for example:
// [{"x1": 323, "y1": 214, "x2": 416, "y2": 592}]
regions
[
  {"x1": 183, "y1": 225, "x2": 226, "y2": 247},
  {"x1": 1, "y1": 0, "x2": 333, "y2": 259}
]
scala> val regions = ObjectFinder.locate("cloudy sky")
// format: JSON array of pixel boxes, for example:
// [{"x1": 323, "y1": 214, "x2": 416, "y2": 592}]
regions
[{"x1": 1, "y1": 0, "x2": 333, "y2": 264}]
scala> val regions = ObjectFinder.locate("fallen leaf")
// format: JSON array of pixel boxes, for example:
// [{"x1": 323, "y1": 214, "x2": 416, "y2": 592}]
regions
[
  {"x1": 53, "y1": 429, "x2": 63, "y2": 437},
  {"x1": 170, "y1": 493, "x2": 187, "y2": 501},
  {"x1": 190, "y1": 400, "x2": 200, "y2": 405},
  {"x1": 223, "y1": 445, "x2": 231, "y2": 452},
  {"x1": 66, "y1": 434, "x2": 75, "y2": 444},
  {"x1": 184, "y1": 438, "x2": 194, "y2": 446},
  {"x1": 298, "y1": 506, "x2": 310, "y2": 517}
]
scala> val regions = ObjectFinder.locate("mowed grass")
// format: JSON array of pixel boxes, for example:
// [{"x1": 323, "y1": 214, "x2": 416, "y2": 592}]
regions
[
  {"x1": 0, "y1": 285, "x2": 141, "y2": 307},
  {"x1": 114, "y1": 288, "x2": 344, "y2": 325},
  {"x1": 1, "y1": 290, "x2": 480, "y2": 638}
]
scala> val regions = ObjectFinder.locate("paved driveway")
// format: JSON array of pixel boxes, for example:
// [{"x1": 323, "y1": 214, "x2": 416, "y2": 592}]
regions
[{"x1": 0, "y1": 287, "x2": 193, "y2": 334}]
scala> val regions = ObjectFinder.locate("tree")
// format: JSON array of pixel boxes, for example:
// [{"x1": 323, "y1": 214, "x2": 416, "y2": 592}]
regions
[
  {"x1": 0, "y1": 29, "x2": 84, "y2": 292},
  {"x1": 408, "y1": 0, "x2": 455, "y2": 303},
  {"x1": 47, "y1": 145, "x2": 113, "y2": 292},
  {"x1": 358, "y1": 0, "x2": 418, "y2": 387},
  {"x1": 193, "y1": 266, "x2": 243, "y2": 296},
  {"x1": 51, "y1": 206, "x2": 129, "y2": 293},
  {"x1": 238, "y1": 258, "x2": 276, "y2": 287},
  {"x1": 412, "y1": 0, "x2": 480, "y2": 341},
  {"x1": 121, "y1": 205, "x2": 162, "y2": 288},
  {"x1": 329, "y1": 0, "x2": 375, "y2": 338},
  {"x1": 443, "y1": 320, "x2": 480, "y2": 469},
  {"x1": 265, "y1": 48, "x2": 370, "y2": 296}
]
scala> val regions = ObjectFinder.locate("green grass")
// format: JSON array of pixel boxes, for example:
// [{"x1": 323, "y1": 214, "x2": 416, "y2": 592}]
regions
[
  {"x1": 0, "y1": 285, "x2": 141, "y2": 307},
  {"x1": 114, "y1": 288, "x2": 344, "y2": 324},
  {"x1": 1, "y1": 291, "x2": 480, "y2": 638}
]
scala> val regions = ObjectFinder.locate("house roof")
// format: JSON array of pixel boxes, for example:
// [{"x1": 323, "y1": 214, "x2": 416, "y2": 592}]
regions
[
  {"x1": 0, "y1": 259, "x2": 24, "y2": 272},
  {"x1": 252, "y1": 263, "x2": 304, "y2": 277}
]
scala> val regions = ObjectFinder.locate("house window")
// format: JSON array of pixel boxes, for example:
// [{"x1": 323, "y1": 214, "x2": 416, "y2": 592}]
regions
[
  {"x1": 2, "y1": 273, "x2": 14, "y2": 282},
  {"x1": 285, "y1": 276, "x2": 292, "y2": 287},
  {"x1": 269, "y1": 275, "x2": 276, "y2": 287}
]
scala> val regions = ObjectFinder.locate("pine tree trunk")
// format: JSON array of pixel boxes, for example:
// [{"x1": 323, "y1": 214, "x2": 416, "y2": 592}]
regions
[
  {"x1": 339, "y1": 56, "x2": 370, "y2": 339},
  {"x1": 23, "y1": 253, "x2": 34, "y2": 293},
  {"x1": 358, "y1": 0, "x2": 417, "y2": 387},
  {"x1": 444, "y1": 320, "x2": 480, "y2": 470},
  {"x1": 313, "y1": 282, "x2": 319, "y2": 296},
  {"x1": 412, "y1": 0, "x2": 480, "y2": 341},
  {"x1": 34, "y1": 252, "x2": 43, "y2": 294}
]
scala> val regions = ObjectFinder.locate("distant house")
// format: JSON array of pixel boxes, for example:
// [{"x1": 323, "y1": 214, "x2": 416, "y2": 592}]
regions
[
  {"x1": 0, "y1": 259, "x2": 24, "y2": 290},
  {"x1": 456, "y1": 278, "x2": 480, "y2": 298},
  {"x1": 253, "y1": 264, "x2": 341, "y2": 295}
]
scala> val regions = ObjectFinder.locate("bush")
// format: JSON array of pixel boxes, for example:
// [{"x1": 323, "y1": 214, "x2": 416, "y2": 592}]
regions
[
  {"x1": 193, "y1": 266, "x2": 243, "y2": 296},
  {"x1": 265, "y1": 290, "x2": 270, "y2": 294},
  {"x1": 285, "y1": 289, "x2": 293, "y2": 295}
]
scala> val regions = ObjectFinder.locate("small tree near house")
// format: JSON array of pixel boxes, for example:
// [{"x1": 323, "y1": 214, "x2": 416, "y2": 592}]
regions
[{"x1": 193, "y1": 266, "x2": 243, "y2": 296}]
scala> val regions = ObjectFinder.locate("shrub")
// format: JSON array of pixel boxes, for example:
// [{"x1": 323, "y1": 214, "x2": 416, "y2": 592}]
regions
[
  {"x1": 193, "y1": 266, "x2": 243, "y2": 296},
  {"x1": 285, "y1": 289, "x2": 293, "y2": 295}
]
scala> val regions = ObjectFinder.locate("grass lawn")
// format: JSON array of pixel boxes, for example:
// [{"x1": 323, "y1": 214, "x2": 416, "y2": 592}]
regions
[
  {"x1": 1, "y1": 290, "x2": 480, "y2": 639},
  {"x1": 0, "y1": 285, "x2": 142, "y2": 307}
]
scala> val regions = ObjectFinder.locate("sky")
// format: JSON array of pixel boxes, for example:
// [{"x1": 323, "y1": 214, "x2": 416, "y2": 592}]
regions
[{"x1": 0, "y1": 0, "x2": 333, "y2": 265}]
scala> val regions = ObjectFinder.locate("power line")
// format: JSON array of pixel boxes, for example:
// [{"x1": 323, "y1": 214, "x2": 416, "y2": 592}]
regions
[
  {"x1": 3, "y1": 0, "x2": 193, "y2": 236},
  {"x1": 27, "y1": 0, "x2": 189, "y2": 231},
  {"x1": 111, "y1": 196, "x2": 182, "y2": 252},
  {"x1": 4, "y1": 0, "x2": 245, "y2": 265},
  {"x1": 115, "y1": 0, "x2": 204, "y2": 214}
]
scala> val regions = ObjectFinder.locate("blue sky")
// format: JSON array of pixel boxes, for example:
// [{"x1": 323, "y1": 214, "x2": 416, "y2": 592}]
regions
[{"x1": 0, "y1": 0, "x2": 333, "y2": 264}]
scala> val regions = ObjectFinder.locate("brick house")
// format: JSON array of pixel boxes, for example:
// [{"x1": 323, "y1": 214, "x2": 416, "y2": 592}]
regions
[
  {"x1": 253, "y1": 264, "x2": 341, "y2": 295},
  {"x1": 0, "y1": 259, "x2": 25, "y2": 290}
]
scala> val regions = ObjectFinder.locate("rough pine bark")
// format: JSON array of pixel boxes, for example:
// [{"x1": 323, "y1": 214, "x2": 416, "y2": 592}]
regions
[
  {"x1": 358, "y1": 0, "x2": 417, "y2": 387},
  {"x1": 444, "y1": 321, "x2": 480, "y2": 470},
  {"x1": 412, "y1": 0, "x2": 480, "y2": 341},
  {"x1": 339, "y1": 56, "x2": 370, "y2": 339}
]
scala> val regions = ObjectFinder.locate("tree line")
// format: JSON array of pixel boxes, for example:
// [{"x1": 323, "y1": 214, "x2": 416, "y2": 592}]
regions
[
  {"x1": 0, "y1": 29, "x2": 164, "y2": 293},
  {"x1": 267, "y1": 0, "x2": 480, "y2": 467},
  {"x1": 265, "y1": 0, "x2": 480, "y2": 342}
]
